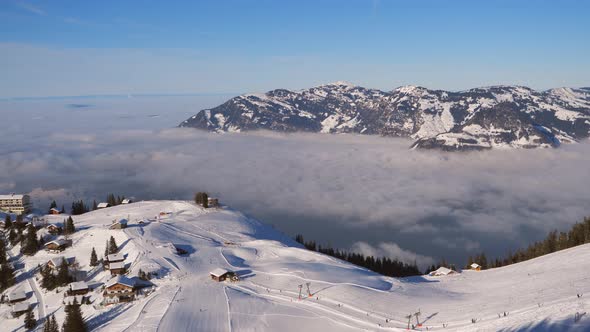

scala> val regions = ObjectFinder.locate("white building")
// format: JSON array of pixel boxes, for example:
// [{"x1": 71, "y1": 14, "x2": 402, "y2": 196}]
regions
[{"x1": 0, "y1": 194, "x2": 31, "y2": 215}]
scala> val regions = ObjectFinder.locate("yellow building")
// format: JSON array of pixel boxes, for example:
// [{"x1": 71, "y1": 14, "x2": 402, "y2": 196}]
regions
[{"x1": 0, "y1": 194, "x2": 31, "y2": 215}]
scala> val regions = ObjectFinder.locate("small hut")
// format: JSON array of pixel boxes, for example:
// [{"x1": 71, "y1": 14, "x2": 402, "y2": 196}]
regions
[
  {"x1": 470, "y1": 263, "x2": 481, "y2": 271},
  {"x1": 210, "y1": 268, "x2": 239, "y2": 282},
  {"x1": 109, "y1": 219, "x2": 128, "y2": 230},
  {"x1": 49, "y1": 208, "x2": 61, "y2": 215}
]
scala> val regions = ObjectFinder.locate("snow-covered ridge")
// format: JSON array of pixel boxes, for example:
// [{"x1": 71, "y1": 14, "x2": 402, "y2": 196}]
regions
[
  {"x1": 3, "y1": 200, "x2": 588, "y2": 331},
  {"x1": 179, "y1": 83, "x2": 590, "y2": 151}
]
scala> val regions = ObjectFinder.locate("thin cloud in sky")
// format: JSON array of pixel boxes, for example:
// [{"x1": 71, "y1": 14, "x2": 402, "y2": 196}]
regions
[{"x1": 15, "y1": 1, "x2": 45, "y2": 15}]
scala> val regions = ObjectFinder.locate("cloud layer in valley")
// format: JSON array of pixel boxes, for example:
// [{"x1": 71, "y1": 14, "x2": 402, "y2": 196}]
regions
[{"x1": 1, "y1": 97, "x2": 589, "y2": 268}]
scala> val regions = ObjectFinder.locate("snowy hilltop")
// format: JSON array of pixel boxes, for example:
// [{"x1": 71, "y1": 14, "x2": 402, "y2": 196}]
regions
[
  {"x1": 179, "y1": 83, "x2": 590, "y2": 150},
  {"x1": 1, "y1": 200, "x2": 589, "y2": 331}
]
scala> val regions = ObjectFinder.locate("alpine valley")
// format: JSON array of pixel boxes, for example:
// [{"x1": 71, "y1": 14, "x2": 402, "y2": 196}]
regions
[{"x1": 179, "y1": 82, "x2": 590, "y2": 150}]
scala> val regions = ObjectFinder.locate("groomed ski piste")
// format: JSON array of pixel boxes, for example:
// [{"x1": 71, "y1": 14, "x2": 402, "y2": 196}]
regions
[{"x1": 1, "y1": 200, "x2": 589, "y2": 331}]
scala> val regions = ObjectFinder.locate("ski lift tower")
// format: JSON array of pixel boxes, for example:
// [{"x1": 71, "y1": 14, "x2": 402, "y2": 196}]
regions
[
  {"x1": 306, "y1": 283, "x2": 312, "y2": 297},
  {"x1": 405, "y1": 314, "x2": 413, "y2": 330},
  {"x1": 298, "y1": 284, "x2": 303, "y2": 300},
  {"x1": 414, "y1": 309, "x2": 422, "y2": 327}
]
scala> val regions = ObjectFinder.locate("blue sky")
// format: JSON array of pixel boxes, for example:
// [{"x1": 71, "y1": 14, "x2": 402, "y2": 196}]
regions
[{"x1": 1, "y1": 0, "x2": 589, "y2": 97}]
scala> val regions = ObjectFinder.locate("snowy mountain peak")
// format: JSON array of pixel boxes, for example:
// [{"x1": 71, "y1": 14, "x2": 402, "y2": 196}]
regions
[{"x1": 179, "y1": 83, "x2": 590, "y2": 151}]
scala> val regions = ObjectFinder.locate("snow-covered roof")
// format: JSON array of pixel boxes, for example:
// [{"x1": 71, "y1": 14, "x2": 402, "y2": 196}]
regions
[
  {"x1": 105, "y1": 276, "x2": 135, "y2": 288},
  {"x1": 121, "y1": 199, "x2": 131, "y2": 204},
  {"x1": 117, "y1": 218, "x2": 128, "y2": 224},
  {"x1": 47, "y1": 256, "x2": 74, "y2": 268},
  {"x1": 431, "y1": 267, "x2": 456, "y2": 276},
  {"x1": 470, "y1": 263, "x2": 481, "y2": 268},
  {"x1": 109, "y1": 262, "x2": 125, "y2": 270},
  {"x1": 97, "y1": 202, "x2": 109, "y2": 208},
  {"x1": 7, "y1": 290, "x2": 26, "y2": 301},
  {"x1": 210, "y1": 268, "x2": 229, "y2": 277},
  {"x1": 0, "y1": 194, "x2": 26, "y2": 200},
  {"x1": 11, "y1": 302, "x2": 30, "y2": 312},
  {"x1": 69, "y1": 281, "x2": 88, "y2": 291},
  {"x1": 107, "y1": 253, "x2": 124, "y2": 262},
  {"x1": 45, "y1": 238, "x2": 68, "y2": 246}
]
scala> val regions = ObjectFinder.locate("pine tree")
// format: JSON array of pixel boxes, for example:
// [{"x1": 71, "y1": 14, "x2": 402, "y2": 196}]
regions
[
  {"x1": 8, "y1": 227, "x2": 17, "y2": 245},
  {"x1": 60, "y1": 205, "x2": 66, "y2": 214},
  {"x1": 104, "y1": 240, "x2": 109, "y2": 258},
  {"x1": 62, "y1": 298, "x2": 87, "y2": 332},
  {"x1": 40, "y1": 264, "x2": 56, "y2": 290},
  {"x1": 48, "y1": 200, "x2": 57, "y2": 214},
  {"x1": 0, "y1": 238, "x2": 7, "y2": 265},
  {"x1": 21, "y1": 224, "x2": 39, "y2": 256},
  {"x1": 0, "y1": 262, "x2": 16, "y2": 292},
  {"x1": 202, "y1": 192, "x2": 209, "y2": 208},
  {"x1": 108, "y1": 236, "x2": 118, "y2": 254},
  {"x1": 89, "y1": 247, "x2": 98, "y2": 267},
  {"x1": 64, "y1": 216, "x2": 75, "y2": 235},
  {"x1": 0, "y1": 239, "x2": 15, "y2": 291},
  {"x1": 92, "y1": 200, "x2": 97, "y2": 211},
  {"x1": 24, "y1": 309, "x2": 36, "y2": 329},
  {"x1": 4, "y1": 214, "x2": 12, "y2": 229},
  {"x1": 43, "y1": 314, "x2": 58, "y2": 332},
  {"x1": 56, "y1": 258, "x2": 71, "y2": 286}
]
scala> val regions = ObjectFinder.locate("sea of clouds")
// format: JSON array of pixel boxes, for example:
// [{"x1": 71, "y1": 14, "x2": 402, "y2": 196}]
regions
[{"x1": 1, "y1": 96, "x2": 589, "y2": 269}]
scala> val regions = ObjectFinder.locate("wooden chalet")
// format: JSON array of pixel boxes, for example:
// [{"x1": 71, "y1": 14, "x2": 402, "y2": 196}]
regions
[
  {"x1": 210, "y1": 268, "x2": 239, "y2": 282},
  {"x1": 109, "y1": 262, "x2": 126, "y2": 276},
  {"x1": 121, "y1": 199, "x2": 132, "y2": 204},
  {"x1": 109, "y1": 218, "x2": 128, "y2": 230},
  {"x1": 49, "y1": 208, "x2": 61, "y2": 215},
  {"x1": 67, "y1": 281, "x2": 89, "y2": 296},
  {"x1": 46, "y1": 256, "x2": 75, "y2": 270},
  {"x1": 44, "y1": 238, "x2": 71, "y2": 253},
  {"x1": 105, "y1": 253, "x2": 125, "y2": 268},
  {"x1": 103, "y1": 276, "x2": 136, "y2": 304},
  {"x1": 47, "y1": 224, "x2": 61, "y2": 234},
  {"x1": 470, "y1": 263, "x2": 481, "y2": 271}
]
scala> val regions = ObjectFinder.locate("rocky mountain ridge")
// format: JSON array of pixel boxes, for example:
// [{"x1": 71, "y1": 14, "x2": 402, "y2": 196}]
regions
[{"x1": 179, "y1": 82, "x2": 590, "y2": 150}]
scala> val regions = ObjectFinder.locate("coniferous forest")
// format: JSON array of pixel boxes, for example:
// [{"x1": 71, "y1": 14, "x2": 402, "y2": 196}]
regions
[{"x1": 294, "y1": 234, "x2": 421, "y2": 278}]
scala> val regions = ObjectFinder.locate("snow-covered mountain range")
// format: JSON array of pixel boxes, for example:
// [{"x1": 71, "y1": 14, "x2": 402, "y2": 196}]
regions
[
  {"x1": 179, "y1": 82, "x2": 590, "y2": 150},
  {"x1": 2, "y1": 201, "x2": 589, "y2": 331}
]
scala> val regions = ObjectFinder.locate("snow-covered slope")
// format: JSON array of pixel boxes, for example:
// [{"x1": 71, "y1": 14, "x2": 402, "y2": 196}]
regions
[
  {"x1": 179, "y1": 83, "x2": 590, "y2": 151},
  {"x1": 2, "y1": 201, "x2": 589, "y2": 331}
]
